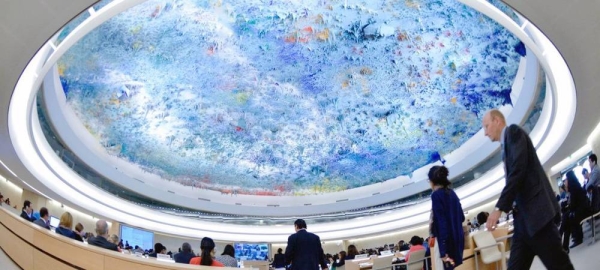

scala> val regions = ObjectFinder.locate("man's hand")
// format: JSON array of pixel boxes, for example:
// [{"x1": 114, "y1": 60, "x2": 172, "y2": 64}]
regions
[{"x1": 486, "y1": 210, "x2": 502, "y2": 231}]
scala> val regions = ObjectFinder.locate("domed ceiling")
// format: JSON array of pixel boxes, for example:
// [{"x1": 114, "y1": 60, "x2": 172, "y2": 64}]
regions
[{"x1": 57, "y1": 0, "x2": 522, "y2": 196}]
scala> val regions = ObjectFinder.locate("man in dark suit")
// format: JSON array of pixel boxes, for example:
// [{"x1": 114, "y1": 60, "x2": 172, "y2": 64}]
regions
[
  {"x1": 32, "y1": 207, "x2": 50, "y2": 230},
  {"x1": 87, "y1": 220, "x2": 119, "y2": 251},
  {"x1": 20, "y1": 200, "x2": 34, "y2": 222},
  {"x1": 483, "y1": 109, "x2": 574, "y2": 269},
  {"x1": 174, "y1": 242, "x2": 195, "y2": 264},
  {"x1": 285, "y1": 219, "x2": 328, "y2": 270}
]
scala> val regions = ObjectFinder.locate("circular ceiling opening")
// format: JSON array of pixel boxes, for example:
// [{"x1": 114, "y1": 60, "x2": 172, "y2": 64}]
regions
[{"x1": 57, "y1": 0, "x2": 522, "y2": 196}]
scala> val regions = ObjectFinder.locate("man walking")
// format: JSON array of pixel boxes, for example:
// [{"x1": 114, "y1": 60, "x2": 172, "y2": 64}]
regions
[
  {"x1": 284, "y1": 219, "x2": 328, "y2": 270},
  {"x1": 482, "y1": 109, "x2": 574, "y2": 269}
]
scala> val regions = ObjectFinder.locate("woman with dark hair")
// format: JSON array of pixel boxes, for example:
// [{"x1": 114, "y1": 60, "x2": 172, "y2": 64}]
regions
[
  {"x1": 428, "y1": 166, "x2": 465, "y2": 270},
  {"x1": 215, "y1": 244, "x2": 237, "y2": 267},
  {"x1": 563, "y1": 170, "x2": 590, "y2": 250},
  {"x1": 330, "y1": 250, "x2": 347, "y2": 268},
  {"x1": 190, "y1": 237, "x2": 224, "y2": 266},
  {"x1": 346, "y1": 244, "x2": 358, "y2": 260},
  {"x1": 272, "y1": 248, "x2": 286, "y2": 270}
]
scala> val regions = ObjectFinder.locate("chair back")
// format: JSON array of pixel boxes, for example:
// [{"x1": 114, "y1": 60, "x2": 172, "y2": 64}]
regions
[
  {"x1": 406, "y1": 249, "x2": 426, "y2": 270},
  {"x1": 344, "y1": 260, "x2": 360, "y2": 270},
  {"x1": 371, "y1": 256, "x2": 392, "y2": 270},
  {"x1": 472, "y1": 231, "x2": 502, "y2": 264}
]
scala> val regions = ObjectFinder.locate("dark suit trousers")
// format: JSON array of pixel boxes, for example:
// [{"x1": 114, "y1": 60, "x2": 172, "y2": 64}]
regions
[{"x1": 509, "y1": 213, "x2": 574, "y2": 270}]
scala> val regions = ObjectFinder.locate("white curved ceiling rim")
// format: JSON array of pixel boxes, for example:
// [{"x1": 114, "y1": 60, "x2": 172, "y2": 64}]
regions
[
  {"x1": 39, "y1": 0, "x2": 535, "y2": 213},
  {"x1": 8, "y1": 0, "x2": 574, "y2": 241}
]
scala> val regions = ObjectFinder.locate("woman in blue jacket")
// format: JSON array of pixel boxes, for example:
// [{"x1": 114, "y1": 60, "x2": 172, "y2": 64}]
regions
[{"x1": 429, "y1": 166, "x2": 465, "y2": 270}]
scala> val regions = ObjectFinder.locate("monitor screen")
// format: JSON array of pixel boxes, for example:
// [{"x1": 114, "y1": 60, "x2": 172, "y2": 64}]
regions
[
  {"x1": 120, "y1": 224, "x2": 154, "y2": 250},
  {"x1": 49, "y1": 216, "x2": 60, "y2": 228},
  {"x1": 234, "y1": 243, "x2": 269, "y2": 261}
]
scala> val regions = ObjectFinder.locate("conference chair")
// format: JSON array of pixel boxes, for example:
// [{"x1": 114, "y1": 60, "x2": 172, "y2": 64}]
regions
[
  {"x1": 393, "y1": 249, "x2": 426, "y2": 270},
  {"x1": 472, "y1": 231, "x2": 506, "y2": 270}
]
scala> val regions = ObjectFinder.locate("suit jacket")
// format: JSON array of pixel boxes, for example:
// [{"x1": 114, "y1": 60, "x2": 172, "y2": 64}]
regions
[
  {"x1": 87, "y1": 235, "x2": 119, "y2": 251},
  {"x1": 173, "y1": 251, "x2": 195, "y2": 264},
  {"x1": 285, "y1": 229, "x2": 328, "y2": 270},
  {"x1": 33, "y1": 218, "x2": 50, "y2": 230},
  {"x1": 272, "y1": 253, "x2": 286, "y2": 268},
  {"x1": 497, "y1": 124, "x2": 560, "y2": 236},
  {"x1": 20, "y1": 211, "x2": 34, "y2": 222}
]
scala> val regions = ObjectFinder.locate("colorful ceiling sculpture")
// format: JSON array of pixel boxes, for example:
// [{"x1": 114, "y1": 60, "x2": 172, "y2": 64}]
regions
[{"x1": 58, "y1": 0, "x2": 523, "y2": 195}]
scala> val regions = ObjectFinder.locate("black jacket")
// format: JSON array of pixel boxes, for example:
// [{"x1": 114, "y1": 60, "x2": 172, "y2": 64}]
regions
[
  {"x1": 20, "y1": 210, "x2": 34, "y2": 222},
  {"x1": 174, "y1": 252, "x2": 195, "y2": 264},
  {"x1": 285, "y1": 229, "x2": 327, "y2": 270},
  {"x1": 496, "y1": 124, "x2": 560, "y2": 236},
  {"x1": 87, "y1": 236, "x2": 119, "y2": 251}
]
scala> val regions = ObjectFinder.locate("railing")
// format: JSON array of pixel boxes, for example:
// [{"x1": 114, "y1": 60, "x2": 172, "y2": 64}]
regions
[{"x1": 580, "y1": 210, "x2": 600, "y2": 244}]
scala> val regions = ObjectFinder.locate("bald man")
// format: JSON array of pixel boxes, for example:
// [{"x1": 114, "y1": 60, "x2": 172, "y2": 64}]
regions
[
  {"x1": 482, "y1": 109, "x2": 573, "y2": 269},
  {"x1": 87, "y1": 220, "x2": 119, "y2": 251}
]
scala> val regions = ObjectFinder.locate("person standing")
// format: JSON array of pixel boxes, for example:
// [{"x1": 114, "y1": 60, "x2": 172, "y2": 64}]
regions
[
  {"x1": 428, "y1": 165, "x2": 464, "y2": 270},
  {"x1": 586, "y1": 154, "x2": 600, "y2": 213},
  {"x1": 562, "y1": 170, "x2": 589, "y2": 250},
  {"x1": 272, "y1": 248, "x2": 286, "y2": 270},
  {"x1": 284, "y1": 219, "x2": 328, "y2": 270},
  {"x1": 482, "y1": 109, "x2": 574, "y2": 269}
]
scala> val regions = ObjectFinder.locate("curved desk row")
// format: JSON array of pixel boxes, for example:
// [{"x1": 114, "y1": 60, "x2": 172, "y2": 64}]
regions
[{"x1": 0, "y1": 206, "x2": 238, "y2": 270}]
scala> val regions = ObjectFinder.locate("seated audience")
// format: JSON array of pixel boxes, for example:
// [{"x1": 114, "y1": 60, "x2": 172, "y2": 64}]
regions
[
  {"x1": 4, "y1": 198, "x2": 10, "y2": 206},
  {"x1": 133, "y1": 245, "x2": 144, "y2": 254},
  {"x1": 149, "y1": 243, "x2": 166, "y2": 257},
  {"x1": 33, "y1": 207, "x2": 50, "y2": 230},
  {"x1": 346, "y1": 244, "x2": 359, "y2": 260},
  {"x1": 87, "y1": 220, "x2": 119, "y2": 251},
  {"x1": 272, "y1": 248, "x2": 286, "y2": 270},
  {"x1": 174, "y1": 242, "x2": 195, "y2": 264},
  {"x1": 108, "y1": 234, "x2": 122, "y2": 252},
  {"x1": 405, "y1": 236, "x2": 425, "y2": 262},
  {"x1": 20, "y1": 200, "x2": 34, "y2": 222},
  {"x1": 73, "y1": 223, "x2": 84, "y2": 242},
  {"x1": 398, "y1": 240, "x2": 410, "y2": 251},
  {"x1": 190, "y1": 237, "x2": 224, "y2": 266},
  {"x1": 0, "y1": 193, "x2": 3, "y2": 205},
  {"x1": 331, "y1": 251, "x2": 347, "y2": 268},
  {"x1": 476, "y1": 212, "x2": 489, "y2": 230},
  {"x1": 55, "y1": 212, "x2": 83, "y2": 242},
  {"x1": 215, "y1": 244, "x2": 237, "y2": 267}
]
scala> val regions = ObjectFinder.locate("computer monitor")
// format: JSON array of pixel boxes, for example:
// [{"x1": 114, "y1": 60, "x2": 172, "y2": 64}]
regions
[{"x1": 49, "y1": 216, "x2": 60, "y2": 227}]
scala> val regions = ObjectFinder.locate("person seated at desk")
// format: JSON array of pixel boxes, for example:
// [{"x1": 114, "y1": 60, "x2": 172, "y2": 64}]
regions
[
  {"x1": 33, "y1": 207, "x2": 50, "y2": 230},
  {"x1": 346, "y1": 244, "x2": 359, "y2": 260},
  {"x1": 189, "y1": 237, "x2": 224, "y2": 267},
  {"x1": 55, "y1": 212, "x2": 83, "y2": 242},
  {"x1": 73, "y1": 223, "x2": 84, "y2": 242},
  {"x1": 20, "y1": 200, "x2": 34, "y2": 222},
  {"x1": 149, "y1": 243, "x2": 166, "y2": 258},
  {"x1": 174, "y1": 242, "x2": 195, "y2": 264},
  {"x1": 215, "y1": 244, "x2": 237, "y2": 267},
  {"x1": 87, "y1": 220, "x2": 119, "y2": 251},
  {"x1": 476, "y1": 212, "x2": 489, "y2": 230},
  {"x1": 330, "y1": 251, "x2": 347, "y2": 268},
  {"x1": 405, "y1": 236, "x2": 425, "y2": 262},
  {"x1": 133, "y1": 245, "x2": 144, "y2": 254},
  {"x1": 108, "y1": 234, "x2": 122, "y2": 252}
]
